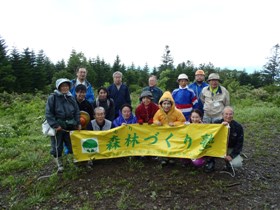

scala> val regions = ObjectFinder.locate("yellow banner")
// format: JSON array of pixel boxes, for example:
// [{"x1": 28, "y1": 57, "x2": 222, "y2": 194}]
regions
[{"x1": 70, "y1": 124, "x2": 228, "y2": 162}]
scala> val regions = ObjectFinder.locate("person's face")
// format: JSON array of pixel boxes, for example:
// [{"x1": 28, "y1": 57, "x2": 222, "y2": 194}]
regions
[
  {"x1": 195, "y1": 74, "x2": 205, "y2": 82},
  {"x1": 76, "y1": 90, "x2": 86, "y2": 102},
  {"x1": 95, "y1": 110, "x2": 105, "y2": 124},
  {"x1": 223, "y1": 108, "x2": 234, "y2": 123},
  {"x1": 122, "y1": 106, "x2": 131, "y2": 120},
  {"x1": 59, "y1": 83, "x2": 70, "y2": 94},
  {"x1": 162, "y1": 101, "x2": 172, "y2": 113},
  {"x1": 178, "y1": 79, "x2": 188, "y2": 88},
  {"x1": 113, "y1": 74, "x2": 122, "y2": 85},
  {"x1": 98, "y1": 89, "x2": 107, "y2": 100},
  {"x1": 77, "y1": 68, "x2": 87, "y2": 81},
  {"x1": 149, "y1": 77, "x2": 156, "y2": 87},
  {"x1": 190, "y1": 112, "x2": 201, "y2": 124},
  {"x1": 209, "y1": 79, "x2": 219, "y2": 89},
  {"x1": 142, "y1": 96, "x2": 151, "y2": 106}
]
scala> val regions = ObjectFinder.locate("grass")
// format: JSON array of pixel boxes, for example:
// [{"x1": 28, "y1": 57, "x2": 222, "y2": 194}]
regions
[{"x1": 0, "y1": 92, "x2": 280, "y2": 209}]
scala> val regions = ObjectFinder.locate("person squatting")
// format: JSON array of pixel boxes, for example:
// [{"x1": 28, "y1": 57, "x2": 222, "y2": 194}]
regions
[{"x1": 45, "y1": 70, "x2": 244, "y2": 175}]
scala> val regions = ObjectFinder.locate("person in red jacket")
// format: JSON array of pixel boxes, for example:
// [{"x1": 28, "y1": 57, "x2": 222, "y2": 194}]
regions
[{"x1": 135, "y1": 91, "x2": 159, "y2": 125}]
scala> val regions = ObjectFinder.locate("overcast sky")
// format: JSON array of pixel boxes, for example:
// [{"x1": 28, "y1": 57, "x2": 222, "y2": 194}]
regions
[{"x1": 1, "y1": 0, "x2": 279, "y2": 73}]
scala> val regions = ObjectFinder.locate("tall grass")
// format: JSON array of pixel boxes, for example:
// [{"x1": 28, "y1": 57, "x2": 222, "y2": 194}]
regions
[{"x1": 0, "y1": 92, "x2": 280, "y2": 209}]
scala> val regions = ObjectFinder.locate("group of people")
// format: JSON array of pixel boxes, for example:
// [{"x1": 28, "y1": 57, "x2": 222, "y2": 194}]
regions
[{"x1": 45, "y1": 67, "x2": 244, "y2": 174}]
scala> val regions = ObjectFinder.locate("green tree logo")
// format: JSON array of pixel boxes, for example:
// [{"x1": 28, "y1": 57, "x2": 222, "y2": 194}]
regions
[{"x1": 82, "y1": 138, "x2": 99, "y2": 153}]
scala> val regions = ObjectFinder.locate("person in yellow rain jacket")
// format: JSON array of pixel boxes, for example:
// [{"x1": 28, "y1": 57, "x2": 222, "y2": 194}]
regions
[
  {"x1": 153, "y1": 91, "x2": 186, "y2": 166},
  {"x1": 153, "y1": 91, "x2": 186, "y2": 127}
]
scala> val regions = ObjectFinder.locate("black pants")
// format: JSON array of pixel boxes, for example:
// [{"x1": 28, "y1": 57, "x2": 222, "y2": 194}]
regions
[{"x1": 50, "y1": 130, "x2": 72, "y2": 158}]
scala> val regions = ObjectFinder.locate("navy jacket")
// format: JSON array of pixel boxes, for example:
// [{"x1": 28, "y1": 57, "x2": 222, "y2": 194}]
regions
[
  {"x1": 107, "y1": 83, "x2": 131, "y2": 117},
  {"x1": 215, "y1": 119, "x2": 244, "y2": 159}
]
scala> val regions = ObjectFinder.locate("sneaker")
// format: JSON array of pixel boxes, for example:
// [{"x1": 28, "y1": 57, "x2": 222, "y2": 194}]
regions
[
  {"x1": 54, "y1": 157, "x2": 64, "y2": 173},
  {"x1": 87, "y1": 160, "x2": 94, "y2": 168},
  {"x1": 57, "y1": 166, "x2": 64, "y2": 173},
  {"x1": 224, "y1": 161, "x2": 232, "y2": 171},
  {"x1": 161, "y1": 160, "x2": 167, "y2": 166},
  {"x1": 204, "y1": 159, "x2": 215, "y2": 173}
]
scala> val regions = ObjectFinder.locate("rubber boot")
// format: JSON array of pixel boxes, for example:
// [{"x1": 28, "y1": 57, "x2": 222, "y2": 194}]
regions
[{"x1": 54, "y1": 157, "x2": 64, "y2": 173}]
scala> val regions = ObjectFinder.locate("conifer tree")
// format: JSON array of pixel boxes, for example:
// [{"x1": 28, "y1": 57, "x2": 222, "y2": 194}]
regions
[
  {"x1": 262, "y1": 44, "x2": 280, "y2": 84},
  {"x1": 0, "y1": 37, "x2": 15, "y2": 92}
]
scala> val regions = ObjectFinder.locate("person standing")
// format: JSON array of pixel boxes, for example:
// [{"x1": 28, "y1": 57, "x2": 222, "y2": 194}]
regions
[
  {"x1": 107, "y1": 71, "x2": 131, "y2": 118},
  {"x1": 142, "y1": 75, "x2": 163, "y2": 104},
  {"x1": 70, "y1": 67, "x2": 95, "y2": 104},
  {"x1": 200, "y1": 73, "x2": 230, "y2": 123},
  {"x1": 172, "y1": 74, "x2": 198, "y2": 121},
  {"x1": 45, "y1": 78, "x2": 81, "y2": 172},
  {"x1": 189, "y1": 70, "x2": 209, "y2": 115}
]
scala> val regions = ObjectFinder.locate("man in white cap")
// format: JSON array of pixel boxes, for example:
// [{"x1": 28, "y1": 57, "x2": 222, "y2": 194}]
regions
[
  {"x1": 172, "y1": 73, "x2": 198, "y2": 121},
  {"x1": 189, "y1": 70, "x2": 209, "y2": 115},
  {"x1": 200, "y1": 73, "x2": 230, "y2": 123}
]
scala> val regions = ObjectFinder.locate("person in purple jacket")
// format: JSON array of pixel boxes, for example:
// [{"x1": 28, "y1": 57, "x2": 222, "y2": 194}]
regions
[
  {"x1": 113, "y1": 104, "x2": 137, "y2": 127},
  {"x1": 172, "y1": 74, "x2": 198, "y2": 121}
]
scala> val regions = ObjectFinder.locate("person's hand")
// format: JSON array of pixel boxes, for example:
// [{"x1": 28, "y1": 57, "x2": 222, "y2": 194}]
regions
[
  {"x1": 168, "y1": 122, "x2": 175, "y2": 126},
  {"x1": 154, "y1": 121, "x2": 162, "y2": 126},
  {"x1": 222, "y1": 121, "x2": 229, "y2": 126},
  {"x1": 121, "y1": 123, "x2": 127, "y2": 126},
  {"x1": 56, "y1": 126, "x2": 62, "y2": 131},
  {"x1": 224, "y1": 155, "x2": 233, "y2": 162},
  {"x1": 77, "y1": 124, "x2": 82, "y2": 131}
]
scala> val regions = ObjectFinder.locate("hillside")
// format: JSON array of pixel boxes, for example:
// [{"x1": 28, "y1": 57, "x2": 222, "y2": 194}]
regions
[{"x1": 0, "y1": 93, "x2": 280, "y2": 209}]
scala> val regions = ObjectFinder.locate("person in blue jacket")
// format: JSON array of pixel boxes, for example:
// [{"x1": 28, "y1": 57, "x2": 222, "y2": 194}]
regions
[
  {"x1": 113, "y1": 104, "x2": 137, "y2": 127},
  {"x1": 107, "y1": 71, "x2": 131, "y2": 118},
  {"x1": 172, "y1": 74, "x2": 198, "y2": 121},
  {"x1": 70, "y1": 67, "x2": 95, "y2": 104},
  {"x1": 189, "y1": 70, "x2": 209, "y2": 115}
]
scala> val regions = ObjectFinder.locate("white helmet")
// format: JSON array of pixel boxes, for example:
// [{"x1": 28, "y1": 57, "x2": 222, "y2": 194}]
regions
[{"x1": 177, "y1": 73, "x2": 189, "y2": 82}]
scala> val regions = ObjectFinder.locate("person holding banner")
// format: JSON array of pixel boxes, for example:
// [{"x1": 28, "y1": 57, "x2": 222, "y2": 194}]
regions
[
  {"x1": 113, "y1": 104, "x2": 137, "y2": 127},
  {"x1": 136, "y1": 91, "x2": 159, "y2": 125},
  {"x1": 182, "y1": 109, "x2": 206, "y2": 167},
  {"x1": 153, "y1": 91, "x2": 186, "y2": 127},
  {"x1": 45, "y1": 78, "x2": 81, "y2": 173},
  {"x1": 204, "y1": 106, "x2": 244, "y2": 173},
  {"x1": 153, "y1": 91, "x2": 186, "y2": 165}
]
